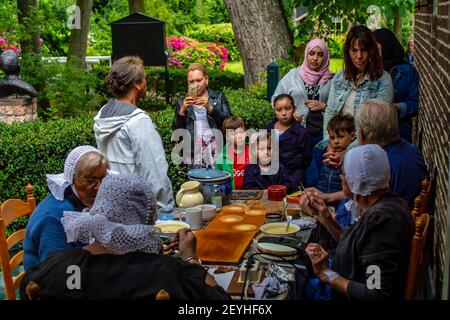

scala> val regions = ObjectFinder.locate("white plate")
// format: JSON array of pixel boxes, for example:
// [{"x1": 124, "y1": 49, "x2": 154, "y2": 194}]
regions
[{"x1": 257, "y1": 242, "x2": 297, "y2": 256}]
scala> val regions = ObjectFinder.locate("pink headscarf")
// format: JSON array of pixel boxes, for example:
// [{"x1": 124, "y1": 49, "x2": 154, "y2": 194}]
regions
[{"x1": 299, "y1": 38, "x2": 333, "y2": 86}]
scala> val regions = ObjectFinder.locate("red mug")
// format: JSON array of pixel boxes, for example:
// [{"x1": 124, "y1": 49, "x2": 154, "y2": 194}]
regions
[{"x1": 267, "y1": 185, "x2": 287, "y2": 201}]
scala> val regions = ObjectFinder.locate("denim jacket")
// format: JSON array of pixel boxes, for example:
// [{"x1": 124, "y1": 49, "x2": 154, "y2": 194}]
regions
[
  {"x1": 323, "y1": 70, "x2": 394, "y2": 141},
  {"x1": 392, "y1": 63, "x2": 419, "y2": 142},
  {"x1": 271, "y1": 67, "x2": 332, "y2": 128}
]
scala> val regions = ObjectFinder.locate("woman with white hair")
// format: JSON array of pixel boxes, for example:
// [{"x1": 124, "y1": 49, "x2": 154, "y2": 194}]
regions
[
  {"x1": 300, "y1": 144, "x2": 414, "y2": 300},
  {"x1": 23, "y1": 146, "x2": 109, "y2": 270},
  {"x1": 20, "y1": 174, "x2": 230, "y2": 300}
]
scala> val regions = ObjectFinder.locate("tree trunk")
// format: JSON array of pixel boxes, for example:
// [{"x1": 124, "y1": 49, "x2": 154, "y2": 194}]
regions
[
  {"x1": 17, "y1": 0, "x2": 40, "y2": 54},
  {"x1": 128, "y1": 0, "x2": 145, "y2": 14},
  {"x1": 67, "y1": 0, "x2": 93, "y2": 69},
  {"x1": 393, "y1": 6, "x2": 402, "y2": 44},
  {"x1": 224, "y1": 0, "x2": 292, "y2": 89}
]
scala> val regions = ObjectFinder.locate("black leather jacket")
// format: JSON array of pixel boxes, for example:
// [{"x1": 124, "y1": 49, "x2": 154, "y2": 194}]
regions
[{"x1": 173, "y1": 88, "x2": 232, "y2": 141}]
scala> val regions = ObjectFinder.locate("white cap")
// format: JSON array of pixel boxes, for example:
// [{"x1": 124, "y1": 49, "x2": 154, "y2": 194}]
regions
[{"x1": 343, "y1": 144, "x2": 390, "y2": 196}]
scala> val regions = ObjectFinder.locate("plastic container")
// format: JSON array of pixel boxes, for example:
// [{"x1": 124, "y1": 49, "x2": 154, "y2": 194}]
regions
[
  {"x1": 267, "y1": 185, "x2": 287, "y2": 201},
  {"x1": 210, "y1": 184, "x2": 223, "y2": 210}
]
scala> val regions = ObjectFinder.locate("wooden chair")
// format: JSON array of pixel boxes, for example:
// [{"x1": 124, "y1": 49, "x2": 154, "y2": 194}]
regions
[
  {"x1": 404, "y1": 213, "x2": 430, "y2": 300},
  {"x1": 412, "y1": 179, "x2": 431, "y2": 221},
  {"x1": 0, "y1": 184, "x2": 36, "y2": 300}
]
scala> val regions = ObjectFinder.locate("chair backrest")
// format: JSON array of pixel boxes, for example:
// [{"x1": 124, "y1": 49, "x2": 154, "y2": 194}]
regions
[
  {"x1": 0, "y1": 184, "x2": 36, "y2": 300},
  {"x1": 412, "y1": 179, "x2": 431, "y2": 221},
  {"x1": 404, "y1": 213, "x2": 430, "y2": 300},
  {"x1": 155, "y1": 289, "x2": 170, "y2": 300}
]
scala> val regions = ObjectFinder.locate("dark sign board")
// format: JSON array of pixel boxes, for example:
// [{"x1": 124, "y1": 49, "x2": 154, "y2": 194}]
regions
[{"x1": 111, "y1": 12, "x2": 166, "y2": 66}]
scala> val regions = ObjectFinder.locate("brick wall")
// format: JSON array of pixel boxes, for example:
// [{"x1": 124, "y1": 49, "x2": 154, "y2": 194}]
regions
[
  {"x1": 414, "y1": 0, "x2": 449, "y2": 299},
  {"x1": 0, "y1": 97, "x2": 37, "y2": 124}
]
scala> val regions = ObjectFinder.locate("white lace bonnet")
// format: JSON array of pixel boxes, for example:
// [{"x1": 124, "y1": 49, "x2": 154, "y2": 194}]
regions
[
  {"x1": 61, "y1": 174, "x2": 163, "y2": 255},
  {"x1": 46, "y1": 145, "x2": 101, "y2": 201}
]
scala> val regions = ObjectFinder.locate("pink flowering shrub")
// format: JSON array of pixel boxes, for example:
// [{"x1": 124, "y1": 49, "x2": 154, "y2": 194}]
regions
[
  {"x1": 0, "y1": 34, "x2": 21, "y2": 55},
  {"x1": 166, "y1": 36, "x2": 228, "y2": 70}
]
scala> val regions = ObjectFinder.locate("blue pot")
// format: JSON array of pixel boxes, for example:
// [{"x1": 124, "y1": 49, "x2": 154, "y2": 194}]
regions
[{"x1": 187, "y1": 167, "x2": 232, "y2": 205}]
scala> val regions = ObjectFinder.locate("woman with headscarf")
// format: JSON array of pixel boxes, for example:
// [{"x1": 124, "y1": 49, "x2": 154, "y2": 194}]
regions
[
  {"x1": 373, "y1": 28, "x2": 419, "y2": 143},
  {"x1": 20, "y1": 175, "x2": 230, "y2": 300},
  {"x1": 23, "y1": 146, "x2": 109, "y2": 270},
  {"x1": 299, "y1": 144, "x2": 414, "y2": 300},
  {"x1": 271, "y1": 38, "x2": 334, "y2": 147}
]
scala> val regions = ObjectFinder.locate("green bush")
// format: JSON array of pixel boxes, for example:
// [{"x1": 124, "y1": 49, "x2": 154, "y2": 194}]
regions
[
  {"x1": 0, "y1": 117, "x2": 96, "y2": 235},
  {"x1": 224, "y1": 88, "x2": 274, "y2": 130},
  {"x1": 186, "y1": 23, "x2": 240, "y2": 61},
  {"x1": 20, "y1": 56, "x2": 104, "y2": 119},
  {"x1": 0, "y1": 117, "x2": 96, "y2": 204},
  {"x1": 166, "y1": 36, "x2": 229, "y2": 70},
  {"x1": 326, "y1": 34, "x2": 345, "y2": 59},
  {"x1": 276, "y1": 59, "x2": 297, "y2": 79}
]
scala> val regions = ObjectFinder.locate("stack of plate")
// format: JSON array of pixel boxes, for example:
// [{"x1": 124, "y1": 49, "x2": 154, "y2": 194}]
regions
[{"x1": 256, "y1": 241, "x2": 298, "y2": 261}]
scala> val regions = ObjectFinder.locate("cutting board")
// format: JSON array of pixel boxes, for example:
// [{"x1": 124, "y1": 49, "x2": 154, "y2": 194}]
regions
[{"x1": 196, "y1": 210, "x2": 265, "y2": 265}]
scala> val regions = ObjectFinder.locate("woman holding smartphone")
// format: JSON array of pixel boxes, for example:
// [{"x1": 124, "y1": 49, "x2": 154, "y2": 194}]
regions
[{"x1": 173, "y1": 63, "x2": 232, "y2": 168}]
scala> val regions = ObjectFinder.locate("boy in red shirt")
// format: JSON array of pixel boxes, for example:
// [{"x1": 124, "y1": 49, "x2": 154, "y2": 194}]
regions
[{"x1": 215, "y1": 116, "x2": 250, "y2": 190}]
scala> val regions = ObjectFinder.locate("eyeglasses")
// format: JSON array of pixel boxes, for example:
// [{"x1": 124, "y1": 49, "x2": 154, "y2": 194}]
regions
[{"x1": 75, "y1": 175, "x2": 106, "y2": 188}]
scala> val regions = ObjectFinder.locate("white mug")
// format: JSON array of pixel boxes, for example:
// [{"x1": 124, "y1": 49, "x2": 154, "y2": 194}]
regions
[
  {"x1": 181, "y1": 207, "x2": 203, "y2": 230},
  {"x1": 195, "y1": 204, "x2": 217, "y2": 222}
]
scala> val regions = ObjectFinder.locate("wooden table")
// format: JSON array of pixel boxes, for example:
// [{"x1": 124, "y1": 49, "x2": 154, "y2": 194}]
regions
[{"x1": 195, "y1": 195, "x2": 308, "y2": 298}]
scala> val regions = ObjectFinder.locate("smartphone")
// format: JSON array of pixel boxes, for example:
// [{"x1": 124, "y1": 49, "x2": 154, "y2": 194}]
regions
[{"x1": 188, "y1": 85, "x2": 197, "y2": 98}]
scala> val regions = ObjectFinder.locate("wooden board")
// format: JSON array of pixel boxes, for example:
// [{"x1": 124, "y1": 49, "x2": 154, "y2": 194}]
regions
[
  {"x1": 196, "y1": 210, "x2": 265, "y2": 265},
  {"x1": 246, "y1": 199, "x2": 284, "y2": 215},
  {"x1": 226, "y1": 271, "x2": 256, "y2": 297}
]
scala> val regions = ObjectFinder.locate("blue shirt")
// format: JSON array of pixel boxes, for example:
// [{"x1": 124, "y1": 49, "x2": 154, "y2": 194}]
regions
[
  {"x1": 265, "y1": 120, "x2": 312, "y2": 189},
  {"x1": 336, "y1": 139, "x2": 429, "y2": 227},
  {"x1": 392, "y1": 64, "x2": 419, "y2": 143},
  {"x1": 384, "y1": 139, "x2": 429, "y2": 208},
  {"x1": 243, "y1": 163, "x2": 295, "y2": 193},
  {"x1": 23, "y1": 194, "x2": 82, "y2": 270}
]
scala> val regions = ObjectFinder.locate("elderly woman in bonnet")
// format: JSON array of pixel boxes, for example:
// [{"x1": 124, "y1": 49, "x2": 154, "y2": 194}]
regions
[
  {"x1": 23, "y1": 146, "x2": 109, "y2": 271},
  {"x1": 299, "y1": 144, "x2": 414, "y2": 300},
  {"x1": 20, "y1": 174, "x2": 230, "y2": 300},
  {"x1": 272, "y1": 38, "x2": 334, "y2": 147}
]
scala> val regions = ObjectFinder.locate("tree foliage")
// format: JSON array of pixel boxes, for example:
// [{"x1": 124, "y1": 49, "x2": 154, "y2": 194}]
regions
[{"x1": 286, "y1": 0, "x2": 415, "y2": 57}]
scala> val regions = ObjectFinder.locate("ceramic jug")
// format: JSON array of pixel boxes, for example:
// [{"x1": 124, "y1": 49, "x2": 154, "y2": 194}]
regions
[{"x1": 176, "y1": 181, "x2": 204, "y2": 208}]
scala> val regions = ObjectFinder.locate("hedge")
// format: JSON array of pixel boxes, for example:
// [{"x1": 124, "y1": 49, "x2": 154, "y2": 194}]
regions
[
  {"x1": 0, "y1": 89, "x2": 273, "y2": 234},
  {"x1": 0, "y1": 117, "x2": 96, "y2": 236},
  {"x1": 0, "y1": 117, "x2": 96, "y2": 204}
]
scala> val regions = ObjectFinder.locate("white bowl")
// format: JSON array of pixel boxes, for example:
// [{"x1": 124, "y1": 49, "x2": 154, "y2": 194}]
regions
[
  {"x1": 260, "y1": 222, "x2": 300, "y2": 237},
  {"x1": 195, "y1": 204, "x2": 217, "y2": 222},
  {"x1": 155, "y1": 221, "x2": 190, "y2": 233}
]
